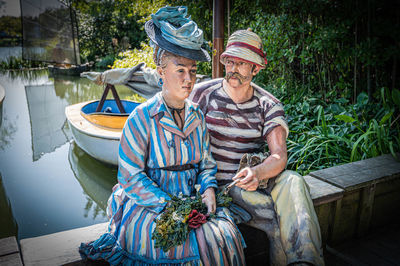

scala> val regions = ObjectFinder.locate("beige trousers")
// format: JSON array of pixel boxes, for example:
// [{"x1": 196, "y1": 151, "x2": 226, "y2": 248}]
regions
[{"x1": 229, "y1": 170, "x2": 325, "y2": 266}]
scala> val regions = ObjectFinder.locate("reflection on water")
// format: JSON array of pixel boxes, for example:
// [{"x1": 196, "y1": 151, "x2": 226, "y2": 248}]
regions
[
  {"x1": 0, "y1": 173, "x2": 18, "y2": 239},
  {"x1": 0, "y1": 92, "x2": 3, "y2": 128},
  {"x1": 0, "y1": 69, "x2": 131, "y2": 239},
  {"x1": 0, "y1": 69, "x2": 49, "y2": 82},
  {"x1": 0, "y1": 103, "x2": 2, "y2": 127},
  {"x1": 26, "y1": 83, "x2": 71, "y2": 161},
  {"x1": 0, "y1": 115, "x2": 17, "y2": 151},
  {"x1": 69, "y1": 141, "x2": 117, "y2": 213},
  {"x1": 0, "y1": 47, "x2": 22, "y2": 62}
]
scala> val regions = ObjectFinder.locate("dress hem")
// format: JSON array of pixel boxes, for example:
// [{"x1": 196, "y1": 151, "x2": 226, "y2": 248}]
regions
[{"x1": 79, "y1": 233, "x2": 201, "y2": 266}]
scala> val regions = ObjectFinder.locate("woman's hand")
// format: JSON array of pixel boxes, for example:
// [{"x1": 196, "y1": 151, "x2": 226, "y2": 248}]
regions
[
  {"x1": 232, "y1": 167, "x2": 259, "y2": 191},
  {"x1": 201, "y1": 187, "x2": 216, "y2": 214}
]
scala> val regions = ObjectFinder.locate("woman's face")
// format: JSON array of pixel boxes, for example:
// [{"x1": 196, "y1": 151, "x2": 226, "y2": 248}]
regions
[{"x1": 158, "y1": 56, "x2": 197, "y2": 103}]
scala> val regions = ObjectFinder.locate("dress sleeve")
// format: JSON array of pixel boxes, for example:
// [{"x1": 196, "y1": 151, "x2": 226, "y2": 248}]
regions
[
  {"x1": 196, "y1": 113, "x2": 218, "y2": 194},
  {"x1": 262, "y1": 102, "x2": 289, "y2": 140},
  {"x1": 117, "y1": 106, "x2": 170, "y2": 214}
]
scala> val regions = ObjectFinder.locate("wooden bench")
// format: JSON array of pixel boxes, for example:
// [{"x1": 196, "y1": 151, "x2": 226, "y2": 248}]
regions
[
  {"x1": 309, "y1": 153, "x2": 400, "y2": 244},
  {"x1": 20, "y1": 223, "x2": 108, "y2": 266},
  {"x1": 0, "y1": 236, "x2": 23, "y2": 266}
]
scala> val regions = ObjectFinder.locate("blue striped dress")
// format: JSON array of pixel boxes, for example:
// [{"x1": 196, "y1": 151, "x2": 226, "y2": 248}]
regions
[{"x1": 79, "y1": 92, "x2": 246, "y2": 265}]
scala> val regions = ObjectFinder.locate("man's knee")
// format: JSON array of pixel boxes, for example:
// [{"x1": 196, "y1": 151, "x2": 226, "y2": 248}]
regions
[
  {"x1": 229, "y1": 187, "x2": 276, "y2": 220},
  {"x1": 230, "y1": 187, "x2": 274, "y2": 207},
  {"x1": 276, "y1": 170, "x2": 309, "y2": 191}
]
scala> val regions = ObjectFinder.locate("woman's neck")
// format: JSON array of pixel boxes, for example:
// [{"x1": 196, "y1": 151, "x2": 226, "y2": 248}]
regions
[
  {"x1": 162, "y1": 91, "x2": 185, "y2": 109},
  {"x1": 222, "y1": 79, "x2": 253, "y2": 104}
]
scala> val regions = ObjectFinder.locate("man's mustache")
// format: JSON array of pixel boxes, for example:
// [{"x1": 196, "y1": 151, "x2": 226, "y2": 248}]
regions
[{"x1": 225, "y1": 72, "x2": 250, "y2": 84}]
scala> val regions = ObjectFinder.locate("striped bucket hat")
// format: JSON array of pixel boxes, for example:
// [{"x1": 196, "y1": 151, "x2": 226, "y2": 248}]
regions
[{"x1": 220, "y1": 29, "x2": 267, "y2": 69}]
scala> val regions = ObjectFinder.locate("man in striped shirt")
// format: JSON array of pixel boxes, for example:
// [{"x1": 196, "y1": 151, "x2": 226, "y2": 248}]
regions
[{"x1": 190, "y1": 29, "x2": 324, "y2": 265}]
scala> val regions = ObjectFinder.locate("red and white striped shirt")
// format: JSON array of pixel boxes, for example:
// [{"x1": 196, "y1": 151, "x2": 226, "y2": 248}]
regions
[{"x1": 190, "y1": 78, "x2": 289, "y2": 182}]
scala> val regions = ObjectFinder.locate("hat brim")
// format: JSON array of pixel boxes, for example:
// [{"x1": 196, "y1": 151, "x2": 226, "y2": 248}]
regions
[
  {"x1": 145, "y1": 20, "x2": 210, "y2": 62},
  {"x1": 221, "y1": 48, "x2": 266, "y2": 69}
]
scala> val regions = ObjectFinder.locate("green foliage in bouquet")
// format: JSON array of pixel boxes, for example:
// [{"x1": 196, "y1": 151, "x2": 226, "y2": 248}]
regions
[{"x1": 152, "y1": 187, "x2": 232, "y2": 252}]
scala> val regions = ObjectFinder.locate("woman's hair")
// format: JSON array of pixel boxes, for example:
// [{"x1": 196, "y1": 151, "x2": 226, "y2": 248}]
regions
[{"x1": 153, "y1": 45, "x2": 179, "y2": 69}]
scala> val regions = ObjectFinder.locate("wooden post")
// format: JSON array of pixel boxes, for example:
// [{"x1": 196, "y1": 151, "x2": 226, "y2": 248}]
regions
[
  {"x1": 95, "y1": 84, "x2": 110, "y2": 112},
  {"x1": 96, "y1": 84, "x2": 125, "y2": 113},
  {"x1": 212, "y1": 0, "x2": 224, "y2": 78}
]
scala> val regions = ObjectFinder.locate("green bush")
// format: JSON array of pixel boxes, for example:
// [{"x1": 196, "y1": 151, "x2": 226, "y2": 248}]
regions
[
  {"x1": 95, "y1": 54, "x2": 117, "y2": 69},
  {"x1": 285, "y1": 90, "x2": 400, "y2": 175},
  {"x1": 112, "y1": 43, "x2": 156, "y2": 69}
]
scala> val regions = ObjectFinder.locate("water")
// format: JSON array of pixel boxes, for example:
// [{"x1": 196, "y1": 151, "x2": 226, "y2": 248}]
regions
[
  {"x1": 0, "y1": 46, "x2": 22, "y2": 62},
  {"x1": 0, "y1": 69, "x2": 135, "y2": 240}
]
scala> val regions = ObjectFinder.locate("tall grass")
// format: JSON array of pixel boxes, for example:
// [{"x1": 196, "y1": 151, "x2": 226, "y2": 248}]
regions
[{"x1": 285, "y1": 90, "x2": 400, "y2": 175}]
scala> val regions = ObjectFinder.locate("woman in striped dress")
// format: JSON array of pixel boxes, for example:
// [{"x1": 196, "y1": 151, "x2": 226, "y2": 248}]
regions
[{"x1": 79, "y1": 6, "x2": 246, "y2": 266}]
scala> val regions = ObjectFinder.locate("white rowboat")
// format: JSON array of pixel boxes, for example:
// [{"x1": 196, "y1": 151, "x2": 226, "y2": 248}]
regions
[{"x1": 66, "y1": 100, "x2": 125, "y2": 166}]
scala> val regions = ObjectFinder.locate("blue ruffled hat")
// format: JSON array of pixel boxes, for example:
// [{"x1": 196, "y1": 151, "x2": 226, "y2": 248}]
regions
[{"x1": 145, "y1": 6, "x2": 210, "y2": 62}]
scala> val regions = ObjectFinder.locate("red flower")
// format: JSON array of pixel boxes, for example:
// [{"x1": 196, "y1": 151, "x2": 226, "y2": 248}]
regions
[{"x1": 187, "y1": 209, "x2": 207, "y2": 229}]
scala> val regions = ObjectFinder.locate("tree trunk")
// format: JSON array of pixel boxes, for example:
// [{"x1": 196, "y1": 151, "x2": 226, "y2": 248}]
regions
[
  {"x1": 367, "y1": 0, "x2": 372, "y2": 100},
  {"x1": 212, "y1": 0, "x2": 225, "y2": 78},
  {"x1": 393, "y1": 57, "x2": 397, "y2": 91},
  {"x1": 353, "y1": 0, "x2": 358, "y2": 104}
]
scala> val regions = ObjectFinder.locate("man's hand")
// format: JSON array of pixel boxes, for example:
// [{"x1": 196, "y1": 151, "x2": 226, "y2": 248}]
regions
[
  {"x1": 232, "y1": 126, "x2": 287, "y2": 191},
  {"x1": 232, "y1": 167, "x2": 259, "y2": 191},
  {"x1": 201, "y1": 187, "x2": 216, "y2": 214}
]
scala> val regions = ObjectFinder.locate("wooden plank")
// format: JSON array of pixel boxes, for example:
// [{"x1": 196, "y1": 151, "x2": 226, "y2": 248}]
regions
[
  {"x1": 325, "y1": 245, "x2": 367, "y2": 266},
  {"x1": 329, "y1": 198, "x2": 342, "y2": 244},
  {"x1": 314, "y1": 203, "x2": 333, "y2": 244},
  {"x1": 310, "y1": 153, "x2": 400, "y2": 191},
  {"x1": 371, "y1": 179, "x2": 400, "y2": 227},
  {"x1": 369, "y1": 223, "x2": 400, "y2": 255},
  {"x1": 360, "y1": 235, "x2": 400, "y2": 264},
  {"x1": 330, "y1": 193, "x2": 362, "y2": 244},
  {"x1": 327, "y1": 222, "x2": 400, "y2": 265},
  {"x1": 303, "y1": 175, "x2": 344, "y2": 206},
  {"x1": 357, "y1": 183, "x2": 376, "y2": 236},
  {"x1": 20, "y1": 222, "x2": 108, "y2": 266},
  {"x1": 311, "y1": 162, "x2": 362, "y2": 180},
  {"x1": 0, "y1": 236, "x2": 19, "y2": 256},
  {"x1": 0, "y1": 252, "x2": 23, "y2": 266}
]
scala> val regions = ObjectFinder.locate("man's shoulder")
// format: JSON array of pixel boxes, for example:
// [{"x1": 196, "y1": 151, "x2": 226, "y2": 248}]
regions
[
  {"x1": 191, "y1": 78, "x2": 223, "y2": 102},
  {"x1": 251, "y1": 82, "x2": 282, "y2": 105},
  {"x1": 194, "y1": 77, "x2": 224, "y2": 91}
]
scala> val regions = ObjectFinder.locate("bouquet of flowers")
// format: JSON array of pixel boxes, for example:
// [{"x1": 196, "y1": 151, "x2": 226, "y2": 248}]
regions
[{"x1": 152, "y1": 185, "x2": 232, "y2": 252}]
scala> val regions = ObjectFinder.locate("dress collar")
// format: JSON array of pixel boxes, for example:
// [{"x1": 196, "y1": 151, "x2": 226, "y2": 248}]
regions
[
  {"x1": 148, "y1": 92, "x2": 199, "y2": 118},
  {"x1": 148, "y1": 92, "x2": 202, "y2": 138}
]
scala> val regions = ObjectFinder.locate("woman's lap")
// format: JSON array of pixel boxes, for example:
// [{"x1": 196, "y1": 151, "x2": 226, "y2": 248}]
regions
[{"x1": 88, "y1": 186, "x2": 246, "y2": 265}]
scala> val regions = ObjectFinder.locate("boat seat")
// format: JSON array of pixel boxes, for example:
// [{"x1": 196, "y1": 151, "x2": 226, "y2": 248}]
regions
[{"x1": 104, "y1": 107, "x2": 113, "y2": 113}]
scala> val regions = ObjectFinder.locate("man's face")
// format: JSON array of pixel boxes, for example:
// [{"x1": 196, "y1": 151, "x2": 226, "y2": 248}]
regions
[{"x1": 224, "y1": 57, "x2": 255, "y2": 87}]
